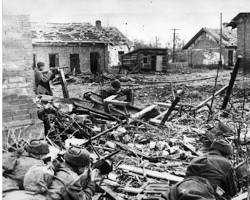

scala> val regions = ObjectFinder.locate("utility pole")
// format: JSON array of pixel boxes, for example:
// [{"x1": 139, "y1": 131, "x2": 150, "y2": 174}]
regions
[
  {"x1": 219, "y1": 13, "x2": 222, "y2": 67},
  {"x1": 155, "y1": 36, "x2": 159, "y2": 48},
  {"x1": 171, "y1": 29, "x2": 179, "y2": 63}
]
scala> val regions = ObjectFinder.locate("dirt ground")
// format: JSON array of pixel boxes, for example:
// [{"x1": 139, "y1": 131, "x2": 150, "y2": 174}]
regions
[{"x1": 52, "y1": 69, "x2": 250, "y2": 109}]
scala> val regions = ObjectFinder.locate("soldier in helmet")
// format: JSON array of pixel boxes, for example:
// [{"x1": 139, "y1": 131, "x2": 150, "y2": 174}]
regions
[
  {"x1": 163, "y1": 139, "x2": 239, "y2": 200},
  {"x1": 47, "y1": 147, "x2": 99, "y2": 200}
]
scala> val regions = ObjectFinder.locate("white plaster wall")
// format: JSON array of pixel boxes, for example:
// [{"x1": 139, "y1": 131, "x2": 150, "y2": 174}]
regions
[{"x1": 108, "y1": 45, "x2": 129, "y2": 67}]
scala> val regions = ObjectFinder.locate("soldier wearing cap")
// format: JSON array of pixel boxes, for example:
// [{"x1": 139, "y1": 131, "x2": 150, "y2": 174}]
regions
[
  {"x1": 34, "y1": 61, "x2": 57, "y2": 96},
  {"x1": 164, "y1": 139, "x2": 239, "y2": 200},
  {"x1": 3, "y1": 139, "x2": 49, "y2": 190},
  {"x1": 47, "y1": 147, "x2": 98, "y2": 200},
  {"x1": 101, "y1": 79, "x2": 134, "y2": 105}
]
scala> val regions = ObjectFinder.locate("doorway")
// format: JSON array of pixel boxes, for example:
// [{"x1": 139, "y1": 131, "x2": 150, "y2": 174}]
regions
[
  {"x1": 70, "y1": 54, "x2": 81, "y2": 74},
  {"x1": 90, "y1": 52, "x2": 100, "y2": 74},
  {"x1": 49, "y1": 53, "x2": 59, "y2": 68}
]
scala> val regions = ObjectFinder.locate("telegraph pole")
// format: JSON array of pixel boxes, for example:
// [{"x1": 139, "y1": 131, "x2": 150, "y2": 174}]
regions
[
  {"x1": 171, "y1": 29, "x2": 179, "y2": 63},
  {"x1": 155, "y1": 36, "x2": 159, "y2": 48},
  {"x1": 219, "y1": 13, "x2": 222, "y2": 67}
]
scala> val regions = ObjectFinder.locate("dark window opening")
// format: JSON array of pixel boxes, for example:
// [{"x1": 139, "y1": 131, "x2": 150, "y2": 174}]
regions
[
  {"x1": 49, "y1": 53, "x2": 59, "y2": 68},
  {"x1": 118, "y1": 51, "x2": 124, "y2": 62},
  {"x1": 70, "y1": 54, "x2": 81, "y2": 74},
  {"x1": 143, "y1": 56, "x2": 148, "y2": 63}
]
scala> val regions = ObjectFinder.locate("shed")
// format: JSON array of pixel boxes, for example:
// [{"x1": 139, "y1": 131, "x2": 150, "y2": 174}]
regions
[
  {"x1": 228, "y1": 12, "x2": 250, "y2": 72},
  {"x1": 183, "y1": 27, "x2": 237, "y2": 67},
  {"x1": 121, "y1": 48, "x2": 168, "y2": 73}
]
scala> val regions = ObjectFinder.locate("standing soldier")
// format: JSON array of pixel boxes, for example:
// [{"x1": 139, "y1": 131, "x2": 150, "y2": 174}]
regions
[{"x1": 34, "y1": 62, "x2": 57, "y2": 96}]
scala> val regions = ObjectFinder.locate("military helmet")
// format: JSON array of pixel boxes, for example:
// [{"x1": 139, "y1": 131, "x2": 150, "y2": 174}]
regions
[
  {"x1": 111, "y1": 79, "x2": 121, "y2": 89},
  {"x1": 210, "y1": 139, "x2": 233, "y2": 156},
  {"x1": 25, "y1": 139, "x2": 49, "y2": 155},
  {"x1": 64, "y1": 147, "x2": 90, "y2": 168}
]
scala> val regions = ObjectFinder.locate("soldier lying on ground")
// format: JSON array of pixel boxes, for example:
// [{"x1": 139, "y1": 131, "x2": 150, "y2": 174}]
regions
[
  {"x1": 163, "y1": 139, "x2": 239, "y2": 200},
  {"x1": 101, "y1": 79, "x2": 134, "y2": 103},
  {"x1": 3, "y1": 139, "x2": 50, "y2": 190},
  {"x1": 46, "y1": 147, "x2": 102, "y2": 200}
]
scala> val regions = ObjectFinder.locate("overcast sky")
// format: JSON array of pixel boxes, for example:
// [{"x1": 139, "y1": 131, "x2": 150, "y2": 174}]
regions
[{"x1": 3, "y1": 0, "x2": 250, "y2": 46}]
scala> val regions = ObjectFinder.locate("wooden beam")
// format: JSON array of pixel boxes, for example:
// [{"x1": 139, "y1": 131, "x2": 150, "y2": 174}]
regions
[
  {"x1": 130, "y1": 105, "x2": 158, "y2": 122},
  {"x1": 59, "y1": 69, "x2": 69, "y2": 98},
  {"x1": 231, "y1": 192, "x2": 248, "y2": 200},
  {"x1": 160, "y1": 96, "x2": 180, "y2": 125},
  {"x1": 118, "y1": 164, "x2": 183, "y2": 182},
  {"x1": 193, "y1": 85, "x2": 228, "y2": 111},
  {"x1": 221, "y1": 57, "x2": 242, "y2": 110}
]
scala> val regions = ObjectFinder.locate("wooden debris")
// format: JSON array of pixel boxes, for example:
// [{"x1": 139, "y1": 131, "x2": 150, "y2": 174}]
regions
[
  {"x1": 129, "y1": 105, "x2": 158, "y2": 122},
  {"x1": 118, "y1": 164, "x2": 183, "y2": 182},
  {"x1": 193, "y1": 85, "x2": 228, "y2": 111},
  {"x1": 59, "y1": 68, "x2": 69, "y2": 98},
  {"x1": 221, "y1": 56, "x2": 242, "y2": 110},
  {"x1": 182, "y1": 143, "x2": 203, "y2": 156},
  {"x1": 232, "y1": 192, "x2": 248, "y2": 200},
  {"x1": 160, "y1": 96, "x2": 180, "y2": 125}
]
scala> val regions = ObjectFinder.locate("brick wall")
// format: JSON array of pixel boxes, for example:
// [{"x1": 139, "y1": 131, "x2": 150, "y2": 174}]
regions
[
  {"x1": 2, "y1": 15, "x2": 38, "y2": 133},
  {"x1": 236, "y1": 17, "x2": 250, "y2": 72},
  {"x1": 33, "y1": 43, "x2": 108, "y2": 73}
]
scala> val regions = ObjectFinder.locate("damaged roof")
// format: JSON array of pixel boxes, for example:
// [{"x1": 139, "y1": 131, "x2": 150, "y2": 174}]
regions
[
  {"x1": 227, "y1": 12, "x2": 250, "y2": 28},
  {"x1": 182, "y1": 27, "x2": 237, "y2": 50},
  {"x1": 31, "y1": 22, "x2": 131, "y2": 46}
]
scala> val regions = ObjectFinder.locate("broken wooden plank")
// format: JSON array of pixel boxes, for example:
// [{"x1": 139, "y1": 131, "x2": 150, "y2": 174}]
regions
[
  {"x1": 161, "y1": 96, "x2": 180, "y2": 125},
  {"x1": 182, "y1": 143, "x2": 203, "y2": 156},
  {"x1": 232, "y1": 192, "x2": 248, "y2": 200},
  {"x1": 59, "y1": 68, "x2": 69, "y2": 98},
  {"x1": 118, "y1": 164, "x2": 183, "y2": 183},
  {"x1": 221, "y1": 56, "x2": 242, "y2": 110},
  {"x1": 129, "y1": 105, "x2": 158, "y2": 122},
  {"x1": 99, "y1": 185, "x2": 124, "y2": 200},
  {"x1": 104, "y1": 95, "x2": 130, "y2": 106},
  {"x1": 193, "y1": 85, "x2": 228, "y2": 111}
]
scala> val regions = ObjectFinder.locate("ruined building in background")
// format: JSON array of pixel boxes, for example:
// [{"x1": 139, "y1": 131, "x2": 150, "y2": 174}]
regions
[
  {"x1": 31, "y1": 20, "x2": 132, "y2": 74},
  {"x1": 121, "y1": 48, "x2": 168, "y2": 73},
  {"x1": 228, "y1": 12, "x2": 250, "y2": 73},
  {"x1": 2, "y1": 15, "x2": 40, "y2": 143},
  {"x1": 182, "y1": 27, "x2": 237, "y2": 67}
]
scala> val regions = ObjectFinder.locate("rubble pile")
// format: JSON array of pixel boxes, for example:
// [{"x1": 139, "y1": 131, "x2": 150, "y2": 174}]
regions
[{"x1": 3, "y1": 71, "x2": 250, "y2": 200}]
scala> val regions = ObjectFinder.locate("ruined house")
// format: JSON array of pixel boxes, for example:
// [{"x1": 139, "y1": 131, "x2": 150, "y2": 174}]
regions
[
  {"x1": 31, "y1": 21, "x2": 131, "y2": 74},
  {"x1": 228, "y1": 12, "x2": 250, "y2": 73},
  {"x1": 121, "y1": 48, "x2": 168, "y2": 73},
  {"x1": 182, "y1": 27, "x2": 237, "y2": 67}
]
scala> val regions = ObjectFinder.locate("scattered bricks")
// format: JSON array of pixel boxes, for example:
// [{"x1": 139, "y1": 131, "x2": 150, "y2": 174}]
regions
[{"x1": 13, "y1": 114, "x2": 31, "y2": 121}]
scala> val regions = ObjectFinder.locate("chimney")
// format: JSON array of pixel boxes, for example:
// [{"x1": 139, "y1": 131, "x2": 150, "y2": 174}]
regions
[{"x1": 96, "y1": 20, "x2": 102, "y2": 30}]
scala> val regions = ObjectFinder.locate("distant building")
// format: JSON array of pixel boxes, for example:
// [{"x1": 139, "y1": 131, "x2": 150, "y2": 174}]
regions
[
  {"x1": 121, "y1": 48, "x2": 168, "y2": 73},
  {"x1": 31, "y1": 21, "x2": 131, "y2": 74},
  {"x1": 183, "y1": 27, "x2": 237, "y2": 67},
  {"x1": 228, "y1": 12, "x2": 250, "y2": 73}
]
